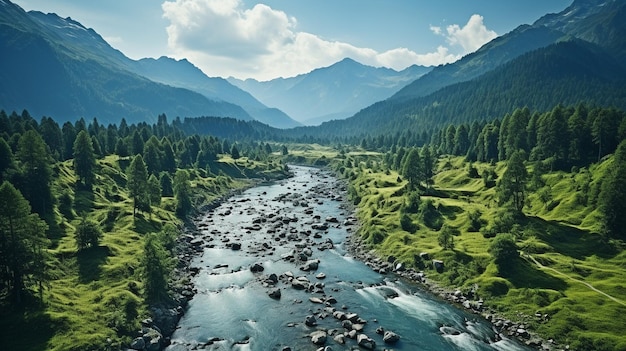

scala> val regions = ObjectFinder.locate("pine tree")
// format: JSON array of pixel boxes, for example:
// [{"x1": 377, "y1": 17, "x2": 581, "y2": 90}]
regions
[
  {"x1": 75, "y1": 217, "x2": 102, "y2": 251},
  {"x1": 497, "y1": 150, "x2": 528, "y2": 214},
  {"x1": 142, "y1": 233, "x2": 172, "y2": 301},
  {"x1": 159, "y1": 172, "x2": 174, "y2": 197},
  {"x1": 73, "y1": 130, "x2": 96, "y2": 187},
  {"x1": 126, "y1": 155, "x2": 149, "y2": 216},
  {"x1": 598, "y1": 140, "x2": 626, "y2": 239},
  {"x1": 148, "y1": 174, "x2": 161, "y2": 207},
  {"x1": 173, "y1": 170, "x2": 192, "y2": 217},
  {"x1": 0, "y1": 181, "x2": 49, "y2": 304},
  {"x1": 16, "y1": 130, "x2": 53, "y2": 217},
  {"x1": 143, "y1": 136, "x2": 162, "y2": 175},
  {"x1": 402, "y1": 148, "x2": 422, "y2": 190}
]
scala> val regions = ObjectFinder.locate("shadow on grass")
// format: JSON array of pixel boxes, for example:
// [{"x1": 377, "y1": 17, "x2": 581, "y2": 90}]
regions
[
  {"x1": 133, "y1": 213, "x2": 162, "y2": 235},
  {"x1": 501, "y1": 258, "x2": 568, "y2": 291},
  {"x1": 73, "y1": 185, "x2": 95, "y2": 216},
  {"x1": 0, "y1": 299, "x2": 56, "y2": 351},
  {"x1": 77, "y1": 246, "x2": 110, "y2": 283},
  {"x1": 42, "y1": 212, "x2": 65, "y2": 249},
  {"x1": 525, "y1": 216, "x2": 617, "y2": 260}
]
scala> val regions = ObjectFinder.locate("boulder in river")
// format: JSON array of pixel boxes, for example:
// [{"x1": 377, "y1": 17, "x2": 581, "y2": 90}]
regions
[
  {"x1": 300, "y1": 259, "x2": 320, "y2": 271},
  {"x1": 383, "y1": 330, "x2": 400, "y2": 344},
  {"x1": 356, "y1": 334, "x2": 376, "y2": 349},
  {"x1": 268, "y1": 288, "x2": 281, "y2": 299},
  {"x1": 250, "y1": 263, "x2": 265, "y2": 273},
  {"x1": 305, "y1": 314, "x2": 318, "y2": 326},
  {"x1": 310, "y1": 330, "x2": 327, "y2": 345},
  {"x1": 292, "y1": 276, "x2": 310, "y2": 290}
]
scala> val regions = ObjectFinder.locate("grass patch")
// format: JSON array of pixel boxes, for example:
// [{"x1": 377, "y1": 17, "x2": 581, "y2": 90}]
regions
[{"x1": 340, "y1": 153, "x2": 626, "y2": 348}]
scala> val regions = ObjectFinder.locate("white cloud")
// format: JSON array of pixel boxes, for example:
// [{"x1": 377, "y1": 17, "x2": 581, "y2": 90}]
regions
[
  {"x1": 161, "y1": 1, "x2": 494, "y2": 80},
  {"x1": 435, "y1": 14, "x2": 497, "y2": 53}
]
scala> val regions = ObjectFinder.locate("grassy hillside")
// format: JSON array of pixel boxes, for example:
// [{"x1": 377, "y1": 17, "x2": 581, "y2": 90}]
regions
[
  {"x1": 338, "y1": 153, "x2": 626, "y2": 350},
  {"x1": 0, "y1": 154, "x2": 283, "y2": 351}
]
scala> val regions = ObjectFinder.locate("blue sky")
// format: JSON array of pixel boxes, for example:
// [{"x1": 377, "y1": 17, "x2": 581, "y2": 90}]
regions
[{"x1": 14, "y1": 0, "x2": 572, "y2": 80}]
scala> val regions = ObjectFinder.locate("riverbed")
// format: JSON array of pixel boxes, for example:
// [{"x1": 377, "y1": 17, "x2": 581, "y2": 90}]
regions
[{"x1": 166, "y1": 165, "x2": 533, "y2": 351}]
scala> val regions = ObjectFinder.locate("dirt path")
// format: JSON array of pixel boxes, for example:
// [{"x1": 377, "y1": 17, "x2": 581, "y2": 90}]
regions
[{"x1": 523, "y1": 253, "x2": 626, "y2": 307}]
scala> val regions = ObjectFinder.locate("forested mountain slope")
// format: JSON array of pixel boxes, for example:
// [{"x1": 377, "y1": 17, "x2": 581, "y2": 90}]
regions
[
  {"x1": 0, "y1": 1, "x2": 252, "y2": 125},
  {"x1": 284, "y1": 38, "x2": 626, "y2": 141}
]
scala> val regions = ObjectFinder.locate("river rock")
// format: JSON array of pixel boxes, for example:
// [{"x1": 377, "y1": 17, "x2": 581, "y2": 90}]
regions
[
  {"x1": 433, "y1": 259, "x2": 445, "y2": 272},
  {"x1": 440, "y1": 326, "x2": 461, "y2": 335},
  {"x1": 357, "y1": 334, "x2": 376, "y2": 349},
  {"x1": 250, "y1": 263, "x2": 264, "y2": 273},
  {"x1": 130, "y1": 337, "x2": 145, "y2": 350},
  {"x1": 300, "y1": 259, "x2": 320, "y2": 271},
  {"x1": 305, "y1": 315, "x2": 318, "y2": 326},
  {"x1": 333, "y1": 333, "x2": 345, "y2": 344},
  {"x1": 383, "y1": 331, "x2": 400, "y2": 344},
  {"x1": 333, "y1": 311, "x2": 345, "y2": 320},
  {"x1": 268, "y1": 288, "x2": 281, "y2": 299},
  {"x1": 310, "y1": 330, "x2": 327, "y2": 345},
  {"x1": 310, "y1": 297, "x2": 324, "y2": 304}
]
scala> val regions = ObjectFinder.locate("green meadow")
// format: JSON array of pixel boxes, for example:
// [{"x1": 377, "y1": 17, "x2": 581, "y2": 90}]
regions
[
  {"x1": 0, "y1": 154, "x2": 284, "y2": 351},
  {"x1": 337, "y1": 152, "x2": 626, "y2": 350}
]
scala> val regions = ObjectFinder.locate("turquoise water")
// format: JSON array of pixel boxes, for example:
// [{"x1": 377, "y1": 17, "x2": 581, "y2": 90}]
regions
[{"x1": 166, "y1": 166, "x2": 532, "y2": 351}]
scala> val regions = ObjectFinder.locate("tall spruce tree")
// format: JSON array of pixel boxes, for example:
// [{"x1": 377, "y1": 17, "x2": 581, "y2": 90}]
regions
[
  {"x1": 497, "y1": 150, "x2": 528, "y2": 214},
  {"x1": 598, "y1": 140, "x2": 626, "y2": 239},
  {"x1": 16, "y1": 130, "x2": 53, "y2": 217},
  {"x1": 126, "y1": 155, "x2": 149, "y2": 216},
  {"x1": 0, "y1": 181, "x2": 49, "y2": 304},
  {"x1": 73, "y1": 130, "x2": 96, "y2": 187},
  {"x1": 402, "y1": 148, "x2": 423, "y2": 190},
  {"x1": 173, "y1": 170, "x2": 192, "y2": 217}
]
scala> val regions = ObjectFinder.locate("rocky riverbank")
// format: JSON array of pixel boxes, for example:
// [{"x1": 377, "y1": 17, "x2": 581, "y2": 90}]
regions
[
  {"x1": 129, "y1": 165, "x2": 561, "y2": 351},
  {"x1": 127, "y1": 179, "x2": 281, "y2": 351}
]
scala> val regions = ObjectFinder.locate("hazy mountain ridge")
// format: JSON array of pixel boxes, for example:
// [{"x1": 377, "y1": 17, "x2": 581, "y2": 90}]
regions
[
  {"x1": 0, "y1": 1, "x2": 300, "y2": 125},
  {"x1": 131, "y1": 57, "x2": 300, "y2": 128},
  {"x1": 229, "y1": 58, "x2": 431, "y2": 125}
]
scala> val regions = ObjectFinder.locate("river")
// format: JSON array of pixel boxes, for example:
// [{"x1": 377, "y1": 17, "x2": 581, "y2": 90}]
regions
[{"x1": 166, "y1": 165, "x2": 533, "y2": 351}]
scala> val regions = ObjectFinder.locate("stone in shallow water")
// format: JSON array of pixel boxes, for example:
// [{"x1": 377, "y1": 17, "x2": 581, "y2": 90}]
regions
[
  {"x1": 383, "y1": 330, "x2": 400, "y2": 344},
  {"x1": 310, "y1": 330, "x2": 327, "y2": 345},
  {"x1": 268, "y1": 288, "x2": 281, "y2": 299}
]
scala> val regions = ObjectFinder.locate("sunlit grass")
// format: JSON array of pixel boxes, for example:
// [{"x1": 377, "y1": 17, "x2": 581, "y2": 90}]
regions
[{"x1": 341, "y1": 153, "x2": 626, "y2": 348}]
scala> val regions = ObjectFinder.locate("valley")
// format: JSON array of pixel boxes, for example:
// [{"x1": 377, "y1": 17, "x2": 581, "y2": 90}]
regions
[{"x1": 1, "y1": 0, "x2": 626, "y2": 350}]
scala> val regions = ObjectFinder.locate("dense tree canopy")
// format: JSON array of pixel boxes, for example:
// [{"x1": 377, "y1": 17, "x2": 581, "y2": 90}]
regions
[
  {"x1": 598, "y1": 140, "x2": 626, "y2": 239},
  {"x1": 0, "y1": 181, "x2": 49, "y2": 304}
]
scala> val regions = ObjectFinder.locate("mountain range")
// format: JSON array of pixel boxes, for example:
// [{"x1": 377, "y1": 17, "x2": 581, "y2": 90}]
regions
[
  {"x1": 1, "y1": 0, "x2": 625, "y2": 137},
  {"x1": 0, "y1": 1, "x2": 309, "y2": 128},
  {"x1": 229, "y1": 59, "x2": 431, "y2": 125},
  {"x1": 281, "y1": 0, "x2": 626, "y2": 140}
]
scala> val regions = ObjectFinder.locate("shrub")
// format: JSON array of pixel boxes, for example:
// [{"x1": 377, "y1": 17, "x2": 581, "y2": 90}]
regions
[
  {"x1": 488, "y1": 234, "x2": 518, "y2": 268},
  {"x1": 419, "y1": 199, "x2": 443, "y2": 230},
  {"x1": 76, "y1": 217, "x2": 103, "y2": 250},
  {"x1": 468, "y1": 210, "x2": 483, "y2": 232},
  {"x1": 400, "y1": 213, "x2": 418, "y2": 233},
  {"x1": 438, "y1": 224, "x2": 456, "y2": 250},
  {"x1": 404, "y1": 191, "x2": 421, "y2": 213}
]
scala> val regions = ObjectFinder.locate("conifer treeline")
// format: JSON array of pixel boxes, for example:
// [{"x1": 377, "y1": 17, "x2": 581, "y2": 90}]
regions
[
  {"x1": 361, "y1": 104, "x2": 626, "y2": 170},
  {"x1": 0, "y1": 109, "x2": 281, "y2": 305}
]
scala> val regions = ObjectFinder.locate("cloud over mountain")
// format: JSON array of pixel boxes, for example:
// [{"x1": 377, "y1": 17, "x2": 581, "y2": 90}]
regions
[{"x1": 162, "y1": 0, "x2": 495, "y2": 80}]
